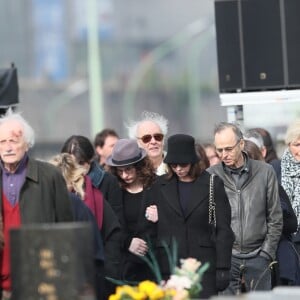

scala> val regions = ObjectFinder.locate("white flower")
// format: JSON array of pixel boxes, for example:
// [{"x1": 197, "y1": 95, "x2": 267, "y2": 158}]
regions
[
  {"x1": 180, "y1": 258, "x2": 201, "y2": 273},
  {"x1": 164, "y1": 274, "x2": 193, "y2": 291}
]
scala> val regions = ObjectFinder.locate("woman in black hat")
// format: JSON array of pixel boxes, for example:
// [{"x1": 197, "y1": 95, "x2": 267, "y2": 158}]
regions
[
  {"x1": 145, "y1": 134, "x2": 234, "y2": 299},
  {"x1": 106, "y1": 139, "x2": 157, "y2": 282}
]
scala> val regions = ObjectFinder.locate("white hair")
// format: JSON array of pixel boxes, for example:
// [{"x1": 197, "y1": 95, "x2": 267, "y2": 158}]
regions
[
  {"x1": 243, "y1": 130, "x2": 264, "y2": 149},
  {"x1": 285, "y1": 119, "x2": 300, "y2": 145},
  {"x1": 0, "y1": 109, "x2": 35, "y2": 148},
  {"x1": 127, "y1": 111, "x2": 168, "y2": 139}
]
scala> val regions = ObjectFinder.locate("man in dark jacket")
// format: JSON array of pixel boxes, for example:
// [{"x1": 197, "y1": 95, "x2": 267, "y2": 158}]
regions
[
  {"x1": 0, "y1": 110, "x2": 74, "y2": 298},
  {"x1": 208, "y1": 122, "x2": 282, "y2": 294}
]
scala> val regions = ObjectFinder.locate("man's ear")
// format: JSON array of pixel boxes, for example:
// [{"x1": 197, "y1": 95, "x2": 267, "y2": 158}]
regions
[{"x1": 239, "y1": 139, "x2": 245, "y2": 150}]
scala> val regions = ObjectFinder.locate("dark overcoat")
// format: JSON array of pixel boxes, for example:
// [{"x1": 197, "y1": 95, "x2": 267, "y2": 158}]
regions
[
  {"x1": 0, "y1": 157, "x2": 74, "y2": 223},
  {"x1": 119, "y1": 189, "x2": 156, "y2": 282},
  {"x1": 146, "y1": 170, "x2": 234, "y2": 298}
]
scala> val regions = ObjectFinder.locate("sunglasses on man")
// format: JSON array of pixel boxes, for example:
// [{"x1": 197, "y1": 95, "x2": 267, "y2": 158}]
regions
[{"x1": 138, "y1": 133, "x2": 164, "y2": 144}]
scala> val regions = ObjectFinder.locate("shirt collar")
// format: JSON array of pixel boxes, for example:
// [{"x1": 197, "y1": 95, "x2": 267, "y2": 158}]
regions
[
  {"x1": 0, "y1": 153, "x2": 29, "y2": 175},
  {"x1": 223, "y1": 151, "x2": 250, "y2": 175}
]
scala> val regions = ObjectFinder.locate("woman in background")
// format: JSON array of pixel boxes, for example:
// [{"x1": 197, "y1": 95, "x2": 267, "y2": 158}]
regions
[
  {"x1": 281, "y1": 119, "x2": 300, "y2": 256},
  {"x1": 61, "y1": 135, "x2": 123, "y2": 221},
  {"x1": 49, "y1": 153, "x2": 105, "y2": 299},
  {"x1": 244, "y1": 140, "x2": 299, "y2": 286}
]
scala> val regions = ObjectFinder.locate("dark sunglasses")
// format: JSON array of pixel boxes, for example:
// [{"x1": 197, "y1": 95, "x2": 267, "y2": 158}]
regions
[
  {"x1": 138, "y1": 133, "x2": 164, "y2": 144},
  {"x1": 170, "y1": 163, "x2": 190, "y2": 168}
]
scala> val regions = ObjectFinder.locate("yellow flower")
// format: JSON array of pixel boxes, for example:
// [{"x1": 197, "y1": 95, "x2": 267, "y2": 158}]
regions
[
  {"x1": 109, "y1": 285, "x2": 146, "y2": 300},
  {"x1": 164, "y1": 288, "x2": 177, "y2": 298},
  {"x1": 123, "y1": 285, "x2": 146, "y2": 300},
  {"x1": 108, "y1": 294, "x2": 119, "y2": 300},
  {"x1": 138, "y1": 280, "x2": 158, "y2": 295},
  {"x1": 138, "y1": 280, "x2": 166, "y2": 300},
  {"x1": 149, "y1": 286, "x2": 165, "y2": 300}
]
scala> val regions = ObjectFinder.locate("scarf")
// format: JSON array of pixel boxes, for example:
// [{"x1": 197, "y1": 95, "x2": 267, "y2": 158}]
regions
[
  {"x1": 83, "y1": 175, "x2": 104, "y2": 229},
  {"x1": 281, "y1": 148, "x2": 300, "y2": 226}
]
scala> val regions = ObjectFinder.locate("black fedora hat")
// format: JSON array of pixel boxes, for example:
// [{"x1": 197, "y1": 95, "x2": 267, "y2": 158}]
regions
[
  {"x1": 164, "y1": 134, "x2": 199, "y2": 164},
  {"x1": 106, "y1": 139, "x2": 147, "y2": 167}
]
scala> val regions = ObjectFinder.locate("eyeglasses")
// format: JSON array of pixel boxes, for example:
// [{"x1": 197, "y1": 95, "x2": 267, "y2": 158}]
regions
[
  {"x1": 216, "y1": 140, "x2": 241, "y2": 155},
  {"x1": 170, "y1": 163, "x2": 190, "y2": 169},
  {"x1": 137, "y1": 133, "x2": 164, "y2": 144},
  {"x1": 116, "y1": 166, "x2": 135, "y2": 175}
]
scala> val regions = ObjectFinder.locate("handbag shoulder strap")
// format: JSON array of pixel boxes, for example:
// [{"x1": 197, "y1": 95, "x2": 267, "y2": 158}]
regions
[{"x1": 209, "y1": 174, "x2": 216, "y2": 227}]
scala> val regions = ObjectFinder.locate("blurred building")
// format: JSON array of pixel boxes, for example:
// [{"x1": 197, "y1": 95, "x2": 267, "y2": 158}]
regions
[{"x1": 0, "y1": 0, "x2": 294, "y2": 159}]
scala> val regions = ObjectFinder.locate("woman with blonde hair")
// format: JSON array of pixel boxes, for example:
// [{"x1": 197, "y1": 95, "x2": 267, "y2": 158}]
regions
[
  {"x1": 49, "y1": 153, "x2": 86, "y2": 199},
  {"x1": 49, "y1": 153, "x2": 122, "y2": 299},
  {"x1": 49, "y1": 153, "x2": 105, "y2": 299},
  {"x1": 281, "y1": 119, "x2": 300, "y2": 256}
]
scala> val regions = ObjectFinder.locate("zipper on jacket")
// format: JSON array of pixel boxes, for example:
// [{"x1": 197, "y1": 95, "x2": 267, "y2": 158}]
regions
[{"x1": 237, "y1": 189, "x2": 244, "y2": 252}]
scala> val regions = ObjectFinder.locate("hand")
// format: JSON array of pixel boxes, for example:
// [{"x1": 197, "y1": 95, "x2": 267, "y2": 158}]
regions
[
  {"x1": 145, "y1": 205, "x2": 158, "y2": 223},
  {"x1": 128, "y1": 237, "x2": 148, "y2": 256},
  {"x1": 216, "y1": 269, "x2": 231, "y2": 292}
]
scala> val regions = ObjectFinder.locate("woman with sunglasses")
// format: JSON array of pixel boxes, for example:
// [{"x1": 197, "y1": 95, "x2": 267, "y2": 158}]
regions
[
  {"x1": 145, "y1": 134, "x2": 234, "y2": 299},
  {"x1": 106, "y1": 139, "x2": 157, "y2": 283}
]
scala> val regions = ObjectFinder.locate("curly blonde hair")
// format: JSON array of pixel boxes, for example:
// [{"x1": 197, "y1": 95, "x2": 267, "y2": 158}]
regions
[{"x1": 49, "y1": 153, "x2": 86, "y2": 199}]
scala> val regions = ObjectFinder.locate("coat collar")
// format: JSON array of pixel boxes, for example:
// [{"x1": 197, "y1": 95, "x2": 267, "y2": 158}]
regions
[
  {"x1": 25, "y1": 157, "x2": 39, "y2": 182},
  {"x1": 0, "y1": 156, "x2": 39, "y2": 183},
  {"x1": 159, "y1": 173, "x2": 209, "y2": 218}
]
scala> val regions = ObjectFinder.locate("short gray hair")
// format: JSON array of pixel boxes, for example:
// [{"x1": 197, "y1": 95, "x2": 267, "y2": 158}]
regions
[
  {"x1": 214, "y1": 122, "x2": 243, "y2": 141},
  {"x1": 127, "y1": 111, "x2": 168, "y2": 139},
  {"x1": 285, "y1": 119, "x2": 300, "y2": 145},
  {"x1": 0, "y1": 109, "x2": 35, "y2": 148}
]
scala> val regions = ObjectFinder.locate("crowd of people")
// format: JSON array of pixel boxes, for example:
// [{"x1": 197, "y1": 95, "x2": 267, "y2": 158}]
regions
[{"x1": 0, "y1": 108, "x2": 299, "y2": 299}]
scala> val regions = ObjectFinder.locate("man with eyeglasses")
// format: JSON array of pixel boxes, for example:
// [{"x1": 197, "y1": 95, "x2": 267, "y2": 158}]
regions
[
  {"x1": 127, "y1": 111, "x2": 168, "y2": 175},
  {"x1": 208, "y1": 122, "x2": 282, "y2": 295}
]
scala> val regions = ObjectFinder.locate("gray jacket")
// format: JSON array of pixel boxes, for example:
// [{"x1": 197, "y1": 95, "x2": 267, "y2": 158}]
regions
[{"x1": 208, "y1": 157, "x2": 282, "y2": 259}]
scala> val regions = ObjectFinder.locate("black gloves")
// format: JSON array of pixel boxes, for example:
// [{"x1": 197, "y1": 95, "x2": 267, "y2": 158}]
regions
[{"x1": 216, "y1": 269, "x2": 231, "y2": 291}]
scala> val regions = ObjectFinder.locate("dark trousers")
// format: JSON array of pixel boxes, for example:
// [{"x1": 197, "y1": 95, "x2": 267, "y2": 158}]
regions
[{"x1": 222, "y1": 255, "x2": 272, "y2": 295}]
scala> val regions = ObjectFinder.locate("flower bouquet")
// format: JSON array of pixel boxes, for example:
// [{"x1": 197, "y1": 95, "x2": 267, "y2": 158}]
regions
[{"x1": 109, "y1": 257, "x2": 209, "y2": 300}]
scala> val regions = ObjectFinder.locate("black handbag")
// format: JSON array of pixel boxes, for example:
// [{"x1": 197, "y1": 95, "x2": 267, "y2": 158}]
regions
[{"x1": 209, "y1": 174, "x2": 216, "y2": 242}]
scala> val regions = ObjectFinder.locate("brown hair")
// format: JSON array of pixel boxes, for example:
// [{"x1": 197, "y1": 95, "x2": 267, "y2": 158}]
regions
[
  {"x1": 251, "y1": 127, "x2": 278, "y2": 162},
  {"x1": 195, "y1": 143, "x2": 210, "y2": 169},
  {"x1": 109, "y1": 156, "x2": 156, "y2": 189},
  {"x1": 243, "y1": 140, "x2": 264, "y2": 161}
]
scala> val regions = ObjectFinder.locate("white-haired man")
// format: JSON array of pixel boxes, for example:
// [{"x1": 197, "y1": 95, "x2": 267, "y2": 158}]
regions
[
  {"x1": 127, "y1": 111, "x2": 168, "y2": 175},
  {"x1": 0, "y1": 110, "x2": 73, "y2": 298}
]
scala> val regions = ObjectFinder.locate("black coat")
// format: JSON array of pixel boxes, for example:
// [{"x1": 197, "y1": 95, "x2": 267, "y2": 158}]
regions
[
  {"x1": 145, "y1": 171, "x2": 234, "y2": 298},
  {"x1": 276, "y1": 184, "x2": 300, "y2": 285},
  {"x1": 0, "y1": 158, "x2": 74, "y2": 223},
  {"x1": 119, "y1": 189, "x2": 156, "y2": 282}
]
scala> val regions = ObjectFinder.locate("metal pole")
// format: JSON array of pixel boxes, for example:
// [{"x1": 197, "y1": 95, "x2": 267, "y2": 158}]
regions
[
  {"x1": 87, "y1": 0, "x2": 104, "y2": 136},
  {"x1": 123, "y1": 20, "x2": 213, "y2": 126}
]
